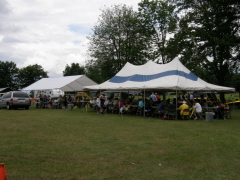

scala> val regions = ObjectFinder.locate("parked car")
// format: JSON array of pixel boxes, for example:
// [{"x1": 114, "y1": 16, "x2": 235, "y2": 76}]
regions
[{"x1": 0, "y1": 91, "x2": 31, "y2": 110}]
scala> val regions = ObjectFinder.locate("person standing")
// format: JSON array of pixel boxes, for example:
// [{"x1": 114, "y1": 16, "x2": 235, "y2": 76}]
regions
[
  {"x1": 150, "y1": 92, "x2": 156, "y2": 102},
  {"x1": 155, "y1": 93, "x2": 160, "y2": 102},
  {"x1": 58, "y1": 95, "x2": 63, "y2": 109},
  {"x1": 119, "y1": 99, "x2": 126, "y2": 114},
  {"x1": 96, "y1": 96, "x2": 101, "y2": 114},
  {"x1": 67, "y1": 95, "x2": 72, "y2": 103},
  {"x1": 63, "y1": 95, "x2": 68, "y2": 108},
  {"x1": 100, "y1": 94, "x2": 105, "y2": 113}
]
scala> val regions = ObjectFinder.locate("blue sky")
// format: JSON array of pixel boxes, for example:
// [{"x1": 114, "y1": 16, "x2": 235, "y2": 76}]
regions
[{"x1": 0, "y1": 0, "x2": 139, "y2": 77}]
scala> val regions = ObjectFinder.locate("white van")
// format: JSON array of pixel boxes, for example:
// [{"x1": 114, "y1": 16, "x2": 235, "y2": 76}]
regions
[{"x1": 0, "y1": 91, "x2": 31, "y2": 110}]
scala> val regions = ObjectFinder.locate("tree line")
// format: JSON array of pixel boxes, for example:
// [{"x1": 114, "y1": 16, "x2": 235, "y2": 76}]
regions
[
  {"x1": 0, "y1": 61, "x2": 85, "y2": 90},
  {"x1": 1, "y1": 0, "x2": 239, "y2": 100},
  {"x1": 85, "y1": 0, "x2": 240, "y2": 101}
]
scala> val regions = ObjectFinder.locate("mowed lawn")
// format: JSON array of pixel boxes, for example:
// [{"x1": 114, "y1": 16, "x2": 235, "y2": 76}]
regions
[{"x1": 1, "y1": 106, "x2": 240, "y2": 180}]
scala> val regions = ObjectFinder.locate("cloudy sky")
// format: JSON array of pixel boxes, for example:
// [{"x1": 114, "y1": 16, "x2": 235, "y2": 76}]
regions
[{"x1": 0, "y1": 0, "x2": 140, "y2": 77}]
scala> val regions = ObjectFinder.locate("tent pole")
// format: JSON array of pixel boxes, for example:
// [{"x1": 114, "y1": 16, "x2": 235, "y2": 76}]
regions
[
  {"x1": 176, "y1": 89, "x2": 178, "y2": 120},
  {"x1": 119, "y1": 89, "x2": 121, "y2": 115},
  {"x1": 144, "y1": 89, "x2": 146, "y2": 117}
]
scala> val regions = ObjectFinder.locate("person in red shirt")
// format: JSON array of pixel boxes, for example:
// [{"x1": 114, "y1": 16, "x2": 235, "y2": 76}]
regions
[
  {"x1": 119, "y1": 99, "x2": 126, "y2": 114},
  {"x1": 155, "y1": 93, "x2": 160, "y2": 102}
]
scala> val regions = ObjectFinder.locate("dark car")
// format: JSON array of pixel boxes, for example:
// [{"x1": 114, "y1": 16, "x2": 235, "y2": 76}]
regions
[{"x1": 0, "y1": 91, "x2": 31, "y2": 110}]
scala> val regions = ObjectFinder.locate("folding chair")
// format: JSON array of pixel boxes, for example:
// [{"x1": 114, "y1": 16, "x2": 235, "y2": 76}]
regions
[
  {"x1": 191, "y1": 108, "x2": 204, "y2": 120},
  {"x1": 136, "y1": 107, "x2": 143, "y2": 116},
  {"x1": 224, "y1": 108, "x2": 231, "y2": 119},
  {"x1": 167, "y1": 109, "x2": 176, "y2": 119},
  {"x1": 112, "y1": 105, "x2": 119, "y2": 114},
  {"x1": 181, "y1": 109, "x2": 190, "y2": 120},
  {"x1": 154, "y1": 107, "x2": 165, "y2": 118},
  {"x1": 125, "y1": 105, "x2": 133, "y2": 115},
  {"x1": 197, "y1": 112, "x2": 204, "y2": 120}
]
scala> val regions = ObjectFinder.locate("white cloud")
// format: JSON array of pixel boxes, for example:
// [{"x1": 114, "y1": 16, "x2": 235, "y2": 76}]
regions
[{"x1": 0, "y1": 0, "x2": 140, "y2": 77}]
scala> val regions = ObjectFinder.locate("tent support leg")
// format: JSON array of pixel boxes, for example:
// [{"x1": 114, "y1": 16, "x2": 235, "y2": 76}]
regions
[
  {"x1": 144, "y1": 89, "x2": 146, "y2": 117},
  {"x1": 176, "y1": 90, "x2": 178, "y2": 120}
]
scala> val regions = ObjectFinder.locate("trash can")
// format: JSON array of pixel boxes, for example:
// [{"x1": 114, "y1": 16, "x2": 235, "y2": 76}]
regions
[
  {"x1": 67, "y1": 104, "x2": 74, "y2": 111},
  {"x1": 205, "y1": 112, "x2": 214, "y2": 123}
]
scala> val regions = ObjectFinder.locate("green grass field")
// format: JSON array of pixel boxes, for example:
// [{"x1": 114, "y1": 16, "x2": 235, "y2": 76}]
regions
[{"x1": 1, "y1": 105, "x2": 240, "y2": 180}]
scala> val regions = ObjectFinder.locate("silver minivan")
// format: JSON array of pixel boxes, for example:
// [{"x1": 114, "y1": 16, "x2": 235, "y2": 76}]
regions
[{"x1": 0, "y1": 91, "x2": 31, "y2": 110}]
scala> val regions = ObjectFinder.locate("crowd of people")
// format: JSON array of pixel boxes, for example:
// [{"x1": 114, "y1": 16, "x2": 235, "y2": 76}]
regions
[
  {"x1": 36, "y1": 92, "x2": 230, "y2": 120},
  {"x1": 36, "y1": 94, "x2": 74, "y2": 109},
  {"x1": 88, "y1": 92, "x2": 229, "y2": 120}
]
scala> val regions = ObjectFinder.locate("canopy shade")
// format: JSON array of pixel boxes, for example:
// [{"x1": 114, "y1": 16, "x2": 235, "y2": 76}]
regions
[
  {"x1": 23, "y1": 75, "x2": 98, "y2": 92},
  {"x1": 83, "y1": 58, "x2": 235, "y2": 92}
]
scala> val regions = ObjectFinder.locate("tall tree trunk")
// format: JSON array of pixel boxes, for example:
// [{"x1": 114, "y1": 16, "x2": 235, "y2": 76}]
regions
[{"x1": 219, "y1": 92, "x2": 225, "y2": 103}]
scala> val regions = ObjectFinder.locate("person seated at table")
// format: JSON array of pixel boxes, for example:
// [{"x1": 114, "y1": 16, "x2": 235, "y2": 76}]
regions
[
  {"x1": 138, "y1": 98, "x2": 144, "y2": 108},
  {"x1": 192, "y1": 100, "x2": 202, "y2": 120},
  {"x1": 158, "y1": 100, "x2": 165, "y2": 111},
  {"x1": 178, "y1": 100, "x2": 189, "y2": 116},
  {"x1": 135, "y1": 98, "x2": 144, "y2": 115},
  {"x1": 144, "y1": 99, "x2": 152, "y2": 115},
  {"x1": 214, "y1": 102, "x2": 225, "y2": 119},
  {"x1": 156, "y1": 100, "x2": 165, "y2": 117},
  {"x1": 164, "y1": 100, "x2": 176, "y2": 118}
]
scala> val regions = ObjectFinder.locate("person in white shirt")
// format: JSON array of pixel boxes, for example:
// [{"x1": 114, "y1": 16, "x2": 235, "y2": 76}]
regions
[
  {"x1": 193, "y1": 100, "x2": 202, "y2": 120},
  {"x1": 96, "y1": 96, "x2": 101, "y2": 114},
  {"x1": 149, "y1": 92, "x2": 156, "y2": 102},
  {"x1": 53, "y1": 99, "x2": 58, "y2": 109}
]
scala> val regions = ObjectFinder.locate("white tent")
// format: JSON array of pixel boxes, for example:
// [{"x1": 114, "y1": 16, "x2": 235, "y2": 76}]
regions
[
  {"x1": 83, "y1": 58, "x2": 235, "y2": 92},
  {"x1": 23, "y1": 75, "x2": 98, "y2": 92}
]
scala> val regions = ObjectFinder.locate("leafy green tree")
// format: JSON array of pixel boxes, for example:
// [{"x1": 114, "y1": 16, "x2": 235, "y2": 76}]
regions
[
  {"x1": 17, "y1": 64, "x2": 48, "y2": 89},
  {"x1": 63, "y1": 63, "x2": 85, "y2": 76},
  {"x1": 86, "y1": 4, "x2": 148, "y2": 82},
  {"x1": 138, "y1": 0, "x2": 178, "y2": 64},
  {"x1": 230, "y1": 73, "x2": 240, "y2": 98},
  {"x1": 0, "y1": 61, "x2": 19, "y2": 90},
  {"x1": 175, "y1": 0, "x2": 240, "y2": 102},
  {"x1": 84, "y1": 65, "x2": 103, "y2": 84}
]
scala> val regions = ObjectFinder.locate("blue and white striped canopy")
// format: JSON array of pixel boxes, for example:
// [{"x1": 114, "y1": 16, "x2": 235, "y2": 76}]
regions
[{"x1": 84, "y1": 58, "x2": 235, "y2": 92}]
